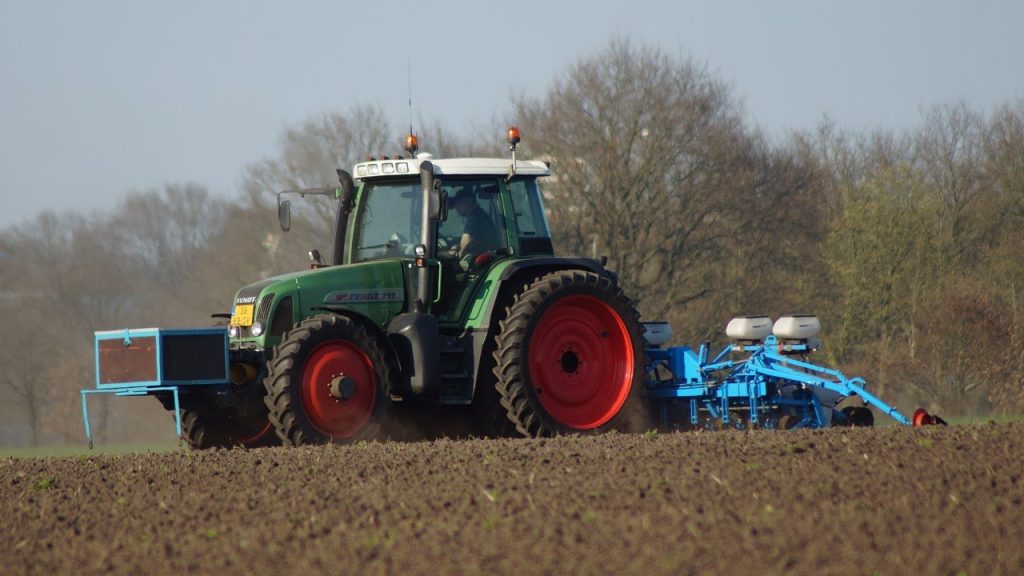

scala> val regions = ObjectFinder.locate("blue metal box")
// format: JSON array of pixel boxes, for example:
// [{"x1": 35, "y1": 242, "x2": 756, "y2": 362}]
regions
[{"x1": 93, "y1": 327, "x2": 230, "y2": 389}]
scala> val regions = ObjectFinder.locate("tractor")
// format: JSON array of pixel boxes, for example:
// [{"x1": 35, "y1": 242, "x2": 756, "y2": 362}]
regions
[
  {"x1": 84, "y1": 128, "x2": 650, "y2": 448},
  {"x1": 82, "y1": 128, "x2": 944, "y2": 449}
]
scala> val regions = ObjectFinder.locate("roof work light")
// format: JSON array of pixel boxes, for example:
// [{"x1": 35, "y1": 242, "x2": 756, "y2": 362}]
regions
[{"x1": 405, "y1": 134, "x2": 419, "y2": 156}]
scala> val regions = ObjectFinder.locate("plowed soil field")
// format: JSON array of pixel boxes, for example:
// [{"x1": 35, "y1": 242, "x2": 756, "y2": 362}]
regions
[{"x1": 2, "y1": 424, "x2": 1022, "y2": 576}]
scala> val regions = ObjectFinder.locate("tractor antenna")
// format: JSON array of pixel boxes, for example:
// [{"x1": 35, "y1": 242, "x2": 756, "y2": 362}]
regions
[
  {"x1": 405, "y1": 59, "x2": 419, "y2": 156},
  {"x1": 407, "y1": 59, "x2": 413, "y2": 136}
]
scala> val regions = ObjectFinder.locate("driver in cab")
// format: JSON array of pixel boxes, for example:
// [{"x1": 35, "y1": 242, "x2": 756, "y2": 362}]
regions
[{"x1": 451, "y1": 186, "x2": 501, "y2": 268}]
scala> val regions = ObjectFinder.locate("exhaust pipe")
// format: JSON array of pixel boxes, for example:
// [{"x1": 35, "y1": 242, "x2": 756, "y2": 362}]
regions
[{"x1": 416, "y1": 161, "x2": 436, "y2": 312}]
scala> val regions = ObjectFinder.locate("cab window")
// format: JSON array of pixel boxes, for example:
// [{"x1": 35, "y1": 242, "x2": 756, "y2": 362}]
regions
[
  {"x1": 507, "y1": 178, "x2": 553, "y2": 255},
  {"x1": 436, "y1": 179, "x2": 509, "y2": 259},
  {"x1": 351, "y1": 181, "x2": 421, "y2": 262}
]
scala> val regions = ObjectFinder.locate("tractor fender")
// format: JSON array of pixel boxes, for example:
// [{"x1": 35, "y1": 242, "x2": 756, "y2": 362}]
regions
[{"x1": 482, "y1": 257, "x2": 610, "y2": 329}]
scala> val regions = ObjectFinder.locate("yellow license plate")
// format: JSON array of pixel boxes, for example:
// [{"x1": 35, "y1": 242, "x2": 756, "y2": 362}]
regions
[{"x1": 231, "y1": 304, "x2": 255, "y2": 327}]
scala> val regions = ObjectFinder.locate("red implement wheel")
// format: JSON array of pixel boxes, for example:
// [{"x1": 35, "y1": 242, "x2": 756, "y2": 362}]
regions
[
  {"x1": 912, "y1": 408, "x2": 936, "y2": 427},
  {"x1": 493, "y1": 270, "x2": 650, "y2": 437},
  {"x1": 265, "y1": 315, "x2": 391, "y2": 445}
]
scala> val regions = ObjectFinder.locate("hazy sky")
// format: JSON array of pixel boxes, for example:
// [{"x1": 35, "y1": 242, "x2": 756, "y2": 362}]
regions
[{"x1": 2, "y1": 0, "x2": 1022, "y2": 228}]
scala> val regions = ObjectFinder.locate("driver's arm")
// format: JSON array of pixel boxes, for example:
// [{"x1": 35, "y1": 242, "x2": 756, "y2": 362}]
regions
[{"x1": 459, "y1": 233, "x2": 472, "y2": 257}]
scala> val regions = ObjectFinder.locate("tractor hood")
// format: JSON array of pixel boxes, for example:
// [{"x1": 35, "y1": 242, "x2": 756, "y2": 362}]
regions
[{"x1": 230, "y1": 259, "x2": 408, "y2": 345}]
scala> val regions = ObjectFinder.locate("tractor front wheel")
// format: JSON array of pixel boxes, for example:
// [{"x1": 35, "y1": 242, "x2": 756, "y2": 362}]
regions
[
  {"x1": 492, "y1": 270, "x2": 650, "y2": 437},
  {"x1": 264, "y1": 315, "x2": 391, "y2": 446}
]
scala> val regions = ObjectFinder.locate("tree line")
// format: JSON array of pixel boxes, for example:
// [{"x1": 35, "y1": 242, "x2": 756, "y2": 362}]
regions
[{"x1": 1, "y1": 39, "x2": 1021, "y2": 446}]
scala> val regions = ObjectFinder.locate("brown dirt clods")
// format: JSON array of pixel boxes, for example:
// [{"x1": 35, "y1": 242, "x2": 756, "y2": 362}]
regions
[{"x1": 2, "y1": 424, "x2": 1022, "y2": 575}]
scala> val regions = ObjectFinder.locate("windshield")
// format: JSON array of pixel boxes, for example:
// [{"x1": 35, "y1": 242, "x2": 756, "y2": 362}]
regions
[
  {"x1": 350, "y1": 177, "x2": 514, "y2": 264},
  {"x1": 351, "y1": 180, "x2": 422, "y2": 263}
]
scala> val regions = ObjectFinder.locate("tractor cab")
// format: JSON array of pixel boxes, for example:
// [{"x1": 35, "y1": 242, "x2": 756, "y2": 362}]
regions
[{"x1": 346, "y1": 152, "x2": 553, "y2": 322}]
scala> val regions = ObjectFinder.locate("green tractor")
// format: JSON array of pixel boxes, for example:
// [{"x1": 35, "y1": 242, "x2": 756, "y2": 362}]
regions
[{"x1": 95, "y1": 129, "x2": 651, "y2": 448}]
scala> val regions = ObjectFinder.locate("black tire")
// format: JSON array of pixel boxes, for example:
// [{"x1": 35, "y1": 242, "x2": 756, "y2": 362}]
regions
[
  {"x1": 471, "y1": 281, "x2": 524, "y2": 439},
  {"x1": 179, "y1": 404, "x2": 276, "y2": 450},
  {"x1": 492, "y1": 270, "x2": 651, "y2": 437},
  {"x1": 841, "y1": 406, "x2": 875, "y2": 427},
  {"x1": 775, "y1": 413, "x2": 800, "y2": 430},
  {"x1": 472, "y1": 368, "x2": 520, "y2": 437},
  {"x1": 264, "y1": 314, "x2": 392, "y2": 446}
]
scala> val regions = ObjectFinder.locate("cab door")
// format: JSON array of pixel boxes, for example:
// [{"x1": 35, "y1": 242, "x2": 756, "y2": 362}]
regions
[{"x1": 432, "y1": 179, "x2": 509, "y2": 322}]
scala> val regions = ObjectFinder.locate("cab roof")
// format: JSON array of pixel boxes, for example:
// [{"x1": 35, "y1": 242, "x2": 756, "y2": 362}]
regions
[{"x1": 353, "y1": 154, "x2": 550, "y2": 181}]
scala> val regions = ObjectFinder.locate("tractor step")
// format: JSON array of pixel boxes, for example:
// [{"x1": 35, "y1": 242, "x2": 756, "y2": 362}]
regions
[{"x1": 439, "y1": 395, "x2": 473, "y2": 406}]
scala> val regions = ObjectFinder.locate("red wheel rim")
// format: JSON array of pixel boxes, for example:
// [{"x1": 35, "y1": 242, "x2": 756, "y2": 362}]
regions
[
  {"x1": 528, "y1": 294, "x2": 634, "y2": 429},
  {"x1": 301, "y1": 341, "x2": 377, "y2": 439}
]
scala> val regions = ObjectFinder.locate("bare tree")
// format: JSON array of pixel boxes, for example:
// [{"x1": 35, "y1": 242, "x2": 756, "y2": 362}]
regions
[
  {"x1": 109, "y1": 183, "x2": 226, "y2": 294},
  {"x1": 914, "y1": 103, "x2": 992, "y2": 269},
  {"x1": 235, "y1": 104, "x2": 400, "y2": 273},
  {"x1": 512, "y1": 39, "x2": 818, "y2": 340},
  {"x1": 514, "y1": 41, "x2": 737, "y2": 316},
  {"x1": 419, "y1": 116, "x2": 505, "y2": 158},
  {"x1": 242, "y1": 104, "x2": 394, "y2": 248},
  {"x1": 0, "y1": 294, "x2": 65, "y2": 445},
  {"x1": 980, "y1": 100, "x2": 1024, "y2": 413}
]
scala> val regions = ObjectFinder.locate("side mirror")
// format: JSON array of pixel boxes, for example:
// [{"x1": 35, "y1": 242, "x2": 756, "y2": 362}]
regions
[
  {"x1": 278, "y1": 199, "x2": 291, "y2": 232},
  {"x1": 337, "y1": 169, "x2": 355, "y2": 213}
]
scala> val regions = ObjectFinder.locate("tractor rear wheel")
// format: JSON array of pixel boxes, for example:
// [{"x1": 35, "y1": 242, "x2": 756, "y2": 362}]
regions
[
  {"x1": 180, "y1": 405, "x2": 276, "y2": 450},
  {"x1": 492, "y1": 270, "x2": 650, "y2": 437},
  {"x1": 264, "y1": 314, "x2": 391, "y2": 446}
]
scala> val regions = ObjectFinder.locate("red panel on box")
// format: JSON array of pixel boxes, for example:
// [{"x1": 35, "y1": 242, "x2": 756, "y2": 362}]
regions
[{"x1": 98, "y1": 337, "x2": 158, "y2": 384}]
